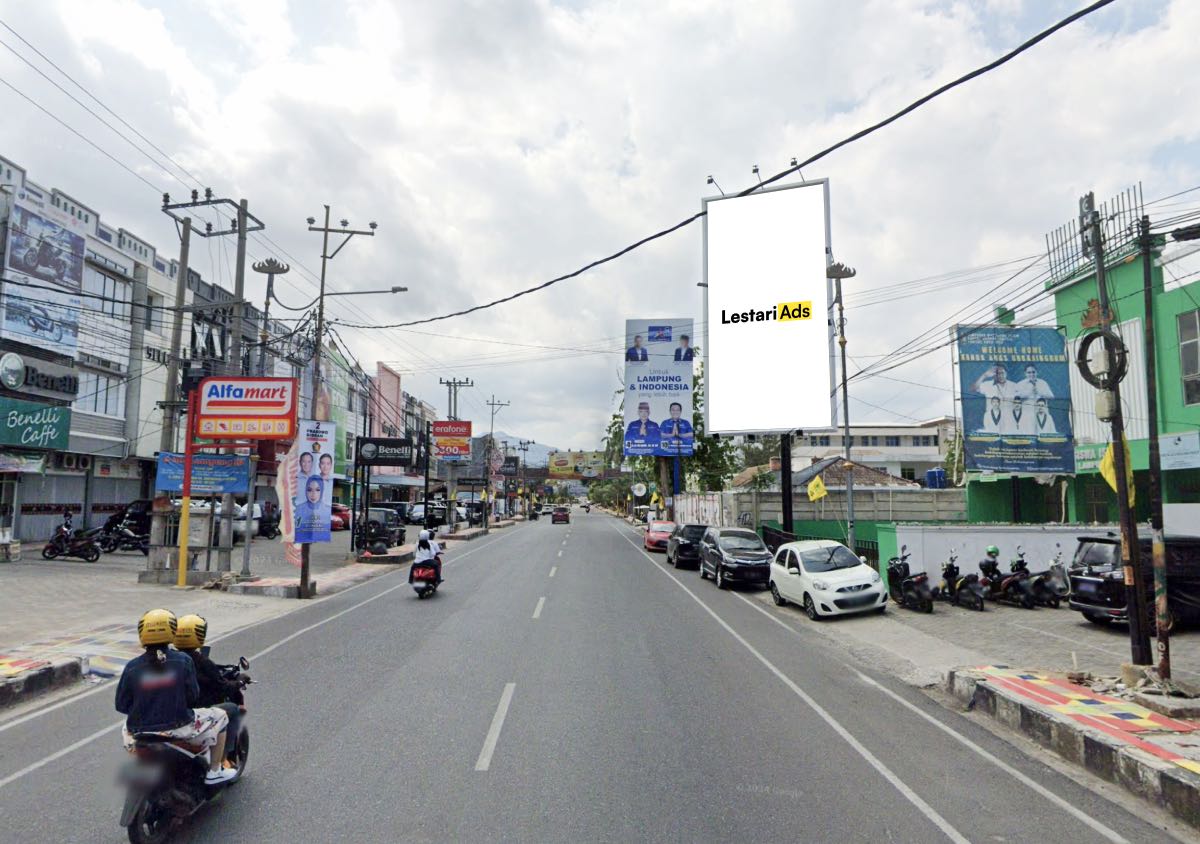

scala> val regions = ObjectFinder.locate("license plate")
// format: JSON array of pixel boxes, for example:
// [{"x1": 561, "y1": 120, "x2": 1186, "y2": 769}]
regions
[{"x1": 1075, "y1": 580, "x2": 1098, "y2": 594}]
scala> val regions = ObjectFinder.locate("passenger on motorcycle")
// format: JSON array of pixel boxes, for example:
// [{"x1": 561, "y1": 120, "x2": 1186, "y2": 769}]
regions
[
  {"x1": 980, "y1": 544, "x2": 1001, "y2": 569},
  {"x1": 410, "y1": 529, "x2": 443, "y2": 584},
  {"x1": 115, "y1": 609, "x2": 236, "y2": 784},
  {"x1": 174, "y1": 614, "x2": 245, "y2": 764}
]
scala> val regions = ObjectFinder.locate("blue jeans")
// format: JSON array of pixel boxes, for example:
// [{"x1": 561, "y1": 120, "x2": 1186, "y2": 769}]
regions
[{"x1": 216, "y1": 702, "x2": 241, "y2": 758}]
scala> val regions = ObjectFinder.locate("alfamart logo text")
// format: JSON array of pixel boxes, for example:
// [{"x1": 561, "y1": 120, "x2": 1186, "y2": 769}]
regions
[{"x1": 720, "y1": 301, "x2": 812, "y2": 324}]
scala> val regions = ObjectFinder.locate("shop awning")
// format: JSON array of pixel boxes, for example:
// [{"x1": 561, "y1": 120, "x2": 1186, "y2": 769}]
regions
[{"x1": 0, "y1": 452, "x2": 47, "y2": 473}]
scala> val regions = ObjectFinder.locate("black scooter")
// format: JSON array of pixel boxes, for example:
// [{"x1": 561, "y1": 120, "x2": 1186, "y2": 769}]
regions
[
  {"x1": 934, "y1": 551, "x2": 986, "y2": 611},
  {"x1": 886, "y1": 545, "x2": 934, "y2": 613},
  {"x1": 1010, "y1": 545, "x2": 1068, "y2": 608},
  {"x1": 119, "y1": 656, "x2": 253, "y2": 844},
  {"x1": 41, "y1": 512, "x2": 101, "y2": 562},
  {"x1": 100, "y1": 517, "x2": 150, "y2": 555},
  {"x1": 979, "y1": 555, "x2": 1037, "y2": 609}
]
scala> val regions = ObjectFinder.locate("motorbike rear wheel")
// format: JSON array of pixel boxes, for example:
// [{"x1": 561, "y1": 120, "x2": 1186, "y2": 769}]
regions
[
  {"x1": 1020, "y1": 592, "x2": 1036, "y2": 610},
  {"x1": 83, "y1": 545, "x2": 101, "y2": 563},
  {"x1": 41, "y1": 544, "x2": 60, "y2": 560},
  {"x1": 126, "y1": 800, "x2": 172, "y2": 844}
]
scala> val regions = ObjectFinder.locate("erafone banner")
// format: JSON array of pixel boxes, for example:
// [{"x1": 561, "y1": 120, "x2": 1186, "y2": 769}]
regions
[
  {"x1": 703, "y1": 181, "x2": 834, "y2": 434},
  {"x1": 1, "y1": 191, "x2": 86, "y2": 358},
  {"x1": 294, "y1": 419, "x2": 336, "y2": 542},
  {"x1": 433, "y1": 420, "x2": 472, "y2": 461},
  {"x1": 956, "y1": 324, "x2": 1074, "y2": 474},
  {"x1": 623, "y1": 317, "x2": 695, "y2": 457}
]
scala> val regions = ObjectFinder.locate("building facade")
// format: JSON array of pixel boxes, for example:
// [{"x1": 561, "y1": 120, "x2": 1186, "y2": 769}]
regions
[{"x1": 791, "y1": 417, "x2": 954, "y2": 484}]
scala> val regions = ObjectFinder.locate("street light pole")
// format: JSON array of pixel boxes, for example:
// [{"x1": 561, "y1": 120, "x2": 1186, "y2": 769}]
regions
[{"x1": 828, "y1": 261, "x2": 858, "y2": 555}]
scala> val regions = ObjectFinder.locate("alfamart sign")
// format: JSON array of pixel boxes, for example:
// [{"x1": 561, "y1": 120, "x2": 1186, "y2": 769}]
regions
[
  {"x1": 196, "y1": 376, "x2": 298, "y2": 439},
  {"x1": 0, "y1": 395, "x2": 70, "y2": 450}
]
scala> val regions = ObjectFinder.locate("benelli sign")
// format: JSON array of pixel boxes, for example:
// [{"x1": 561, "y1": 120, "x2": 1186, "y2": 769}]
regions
[{"x1": 196, "y1": 377, "x2": 297, "y2": 439}]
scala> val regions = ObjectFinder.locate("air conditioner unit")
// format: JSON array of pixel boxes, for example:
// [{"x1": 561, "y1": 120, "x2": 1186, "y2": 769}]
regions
[
  {"x1": 77, "y1": 455, "x2": 93, "y2": 471},
  {"x1": 60, "y1": 453, "x2": 77, "y2": 470}
]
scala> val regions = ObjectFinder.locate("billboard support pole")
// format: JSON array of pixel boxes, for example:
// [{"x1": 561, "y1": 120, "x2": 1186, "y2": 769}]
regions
[
  {"x1": 175, "y1": 389, "x2": 197, "y2": 588},
  {"x1": 1079, "y1": 192, "x2": 1151, "y2": 665},
  {"x1": 1139, "y1": 215, "x2": 1170, "y2": 679},
  {"x1": 829, "y1": 263, "x2": 858, "y2": 554},
  {"x1": 423, "y1": 420, "x2": 432, "y2": 530},
  {"x1": 241, "y1": 456, "x2": 256, "y2": 577},
  {"x1": 780, "y1": 433, "x2": 794, "y2": 534}
]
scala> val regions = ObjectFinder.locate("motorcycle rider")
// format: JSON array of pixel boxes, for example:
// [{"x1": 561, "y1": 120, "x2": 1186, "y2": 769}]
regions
[
  {"x1": 980, "y1": 544, "x2": 1001, "y2": 574},
  {"x1": 410, "y1": 529, "x2": 443, "y2": 585},
  {"x1": 115, "y1": 609, "x2": 236, "y2": 785},
  {"x1": 174, "y1": 614, "x2": 245, "y2": 767}
]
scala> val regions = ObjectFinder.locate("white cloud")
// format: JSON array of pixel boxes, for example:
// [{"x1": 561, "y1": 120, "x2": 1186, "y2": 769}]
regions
[{"x1": 1, "y1": 0, "x2": 1197, "y2": 448}]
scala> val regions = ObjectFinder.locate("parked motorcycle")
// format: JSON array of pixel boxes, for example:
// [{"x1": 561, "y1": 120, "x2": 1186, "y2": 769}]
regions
[
  {"x1": 25, "y1": 305, "x2": 64, "y2": 343},
  {"x1": 257, "y1": 511, "x2": 281, "y2": 539},
  {"x1": 100, "y1": 518, "x2": 150, "y2": 555},
  {"x1": 411, "y1": 561, "x2": 440, "y2": 599},
  {"x1": 1010, "y1": 544, "x2": 1069, "y2": 608},
  {"x1": 934, "y1": 551, "x2": 986, "y2": 611},
  {"x1": 42, "y1": 512, "x2": 101, "y2": 562},
  {"x1": 119, "y1": 656, "x2": 253, "y2": 844},
  {"x1": 979, "y1": 554, "x2": 1037, "y2": 609},
  {"x1": 886, "y1": 545, "x2": 934, "y2": 613}
]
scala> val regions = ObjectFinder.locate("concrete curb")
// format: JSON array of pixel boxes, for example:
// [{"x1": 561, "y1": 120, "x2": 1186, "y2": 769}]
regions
[
  {"x1": 228, "y1": 580, "x2": 318, "y2": 599},
  {"x1": 356, "y1": 549, "x2": 415, "y2": 564},
  {"x1": 947, "y1": 669, "x2": 1200, "y2": 830},
  {"x1": 0, "y1": 656, "x2": 86, "y2": 709},
  {"x1": 441, "y1": 528, "x2": 488, "y2": 543}
]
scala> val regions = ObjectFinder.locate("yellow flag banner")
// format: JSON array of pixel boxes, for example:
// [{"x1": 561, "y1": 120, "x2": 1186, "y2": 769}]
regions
[
  {"x1": 1099, "y1": 437, "x2": 1135, "y2": 506},
  {"x1": 807, "y1": 475, "x2": 828, "y2": 502}
]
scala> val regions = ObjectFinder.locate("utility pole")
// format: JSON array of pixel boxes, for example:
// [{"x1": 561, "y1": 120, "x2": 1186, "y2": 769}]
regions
[
  {"x1": 252, "y1": 258, "x2": 290, "y2": 376},
  {"x1": 485, "y1": 395, "x2": 509, "y2": 528},
  {"x1": 439, "y1": 377, "x2": 473, "y2": 528},
  {"x1": 518, "y1": 439, "x2": 535, "y2": 515},
  {"x1": 828, "y1": 261, "x2": 858, "y2": 554},
  {"x1": 302, "y1": 207, "x2": 377, "y2": 597},
  {"x1": 1139, "y1": 215, "x2": 1170, "y2": 678},
  {"x1": 780, "y1": 433, "x2": 794, "y2": 534},
  {"x1": 220, "y1": 198, "x2": 249, "y2": 573},
  {"x1": 1077, "y1": 192, "x2": 1151, "y2": 665}
]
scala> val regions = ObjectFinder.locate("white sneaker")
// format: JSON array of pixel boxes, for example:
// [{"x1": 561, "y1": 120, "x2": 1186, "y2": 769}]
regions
[{"x1": 205, "y1": 767, "x2": 237, "y2": 785}]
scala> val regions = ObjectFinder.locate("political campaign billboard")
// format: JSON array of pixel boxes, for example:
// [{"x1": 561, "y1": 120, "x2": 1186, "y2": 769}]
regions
[
  {"x1": 548, "y1": 450, "x2": 605, "y2": 479},
  {"x1": 703, "y1": 180, "x2": 834, "y2": 434},
  {"x1": 956, "y1": 324, "x2": 1074, "y2": 474},
  {"x1": 1, "y1": 191, "x2": 86, "y2": 358},
  {"x1": 293, "y1": 419, "x2": 336, "y2": 542},
  {"x1": 623, "y1": 317, "x2": 695, "y2": 458}
]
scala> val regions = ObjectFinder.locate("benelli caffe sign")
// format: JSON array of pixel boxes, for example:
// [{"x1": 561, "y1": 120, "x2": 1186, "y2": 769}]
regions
[
  {"x1": 0, "y1": 395, "x2": 71, "y2": 450},
  {"x1": 196, "y1": 377, "x2": 298, "y2": 439}
]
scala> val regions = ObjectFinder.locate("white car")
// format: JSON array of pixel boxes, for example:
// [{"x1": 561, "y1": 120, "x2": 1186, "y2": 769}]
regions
[{"x1": 769, "y1": 540, "x2": 885, "y2": 620}]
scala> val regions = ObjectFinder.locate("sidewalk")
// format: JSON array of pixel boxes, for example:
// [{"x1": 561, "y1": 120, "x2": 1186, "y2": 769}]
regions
[{"x1": 0, "y1": 534, "x2": 393, "y2": 708}]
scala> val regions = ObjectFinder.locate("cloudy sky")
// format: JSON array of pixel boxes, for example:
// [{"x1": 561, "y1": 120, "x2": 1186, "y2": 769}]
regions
[{"x1": 1, "y1": 0, "x2": 1197, "y2": 452}]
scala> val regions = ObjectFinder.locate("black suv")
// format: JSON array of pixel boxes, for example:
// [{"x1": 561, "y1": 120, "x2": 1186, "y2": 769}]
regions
[
  {"x1": 666, "y1": 523, "x2": 707, "y2": 569},
  {"x1": 1068, "y1": 533, "x2": 1200, "y2": 629},
  {"x1": 698, "y1": 527, "x2": 772, "y2": 589}
]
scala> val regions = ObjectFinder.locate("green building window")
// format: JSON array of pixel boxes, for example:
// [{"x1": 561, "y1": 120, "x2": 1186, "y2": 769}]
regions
[{"x1": 1181, "y1": 309, "x2": 1200, "y2": 405}]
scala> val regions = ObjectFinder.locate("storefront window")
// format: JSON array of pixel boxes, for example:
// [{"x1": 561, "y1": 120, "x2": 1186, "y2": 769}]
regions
[
  {"x1": 1180, "y1": 309, "x2": 1200, "y2": 405},
  {"x1": 83, "y1": 266, "x2": 132, "y2": 320}
]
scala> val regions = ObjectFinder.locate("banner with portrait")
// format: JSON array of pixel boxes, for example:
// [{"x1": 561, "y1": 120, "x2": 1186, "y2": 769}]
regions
[
  {"x1": 623, "y1": 317, "x2": 695, "y2": 457},
  {"x1": 956, "y1": 324, "x2": 1074, "y2": 474},
  {"x1": 293, "y1": 419, "x2": 336, "y2": 542}
]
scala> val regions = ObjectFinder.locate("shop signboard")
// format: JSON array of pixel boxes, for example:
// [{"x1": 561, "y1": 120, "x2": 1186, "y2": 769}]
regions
[
  {"x1": 623, "y1": 317, "x2": 695, "y2": 457},
  {"x1": 0, "y1": 395, "x2": 70, "y2": 449},
  {"x1": 501, "y1": 455, "x2": 519, "y2": 476},
  {"x1": 1, "y1": 190, "x2": 86, "y2": 358},
  {"x1": 548, "y1": 450, "x2": 606, "y2": 479},
  {"x1": 1161, "y1": 431, "x2": 1200, "y2": 471},
  {"x1": 356, "y1": 436, "x2": 414, "y2": 467},
  {"x1": 0, "y1": 348, "x2": 78, "y2": 402},
  {"x1": 196, "y1": 376, "x2": 297, "y2": 439},
  {"x1": 156, "y1": 453, "x2": 249, "y2": 494},
  {"x1": 956, "y1": 324, "x2": 1074, "y2": 474},
  {"x1": 433, "y1": 420, "x2": 472, "y2": 461}
]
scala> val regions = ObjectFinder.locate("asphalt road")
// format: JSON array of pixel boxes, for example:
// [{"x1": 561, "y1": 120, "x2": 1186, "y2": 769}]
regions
[{"x1": 0, "y1": 512, "x2": 1183, "y2": 842}]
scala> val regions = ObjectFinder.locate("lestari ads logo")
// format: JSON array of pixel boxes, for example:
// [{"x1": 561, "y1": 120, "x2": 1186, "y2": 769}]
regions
[{"x1": 720, "y1": 301, "x2": 812, "y2": 324}]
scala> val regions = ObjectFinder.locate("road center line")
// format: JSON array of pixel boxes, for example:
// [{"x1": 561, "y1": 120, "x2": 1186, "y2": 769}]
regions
[
  {"x1": 549, "y1": 566, "x2": 557, "y2": 577},
  {"x1": 609, "y1": 523, "x2": 968, "y2": 844},
  {"x1": 532, "y1": 597, "x2": 546, "y2": 619},
  {"x1": 725, "y1": 592, "x2": 1130, "y2": 844},
  {"x1": 475, "y1": 682, "x2": 516, "y2": 771},
  {"x1": 557, "y1": 549, "x2": 563, "y2": 557}
]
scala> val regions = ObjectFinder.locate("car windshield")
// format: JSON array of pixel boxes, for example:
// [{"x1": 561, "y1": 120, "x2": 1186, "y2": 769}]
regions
[
  {"x1": 719, "y1": 533, "x2": 765, "y2": 552},
  {"x1": 681, "y1": 525, "x2": 706, "y2": 540},
  {"x1": 800, "y1": 545, "x2": 861, "y2": 572},
  {"x1": 1074, "y1": 541, "x2": 1118, "y2": 570},
  {"x1": 650, "y1": 522, "x2": 675, "y2": 532}
]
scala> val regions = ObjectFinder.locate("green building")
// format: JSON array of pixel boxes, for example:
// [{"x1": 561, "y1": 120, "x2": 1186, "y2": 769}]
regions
[{"x1": 967, "y1": 226, "x2": 1200, "y2": 526}]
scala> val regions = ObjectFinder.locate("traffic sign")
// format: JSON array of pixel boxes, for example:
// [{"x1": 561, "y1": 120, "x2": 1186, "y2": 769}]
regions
[{"x1": 196, "y1": 377, "x2": 297, "y2": 440}]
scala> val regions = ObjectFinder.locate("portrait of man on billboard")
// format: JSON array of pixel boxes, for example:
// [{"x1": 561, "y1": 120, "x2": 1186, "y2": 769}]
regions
[
  {"x1": 625, "y1": 334, "x2": 648, "y2": 362},
  {"x1": 659, "y1": 402, "x2": 693, "y2": 450},
  {"x1": 971, "y1": 363, "x2": 1016, "y2": 432},
  {"x1": 625, "y1": 401, "x2": 660, "y2": 442},
  {"x1": 674, "y1": 334, "x2": 693, "y2": 362}
]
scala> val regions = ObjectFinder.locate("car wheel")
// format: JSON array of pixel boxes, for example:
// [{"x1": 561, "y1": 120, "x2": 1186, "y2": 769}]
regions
[
  {"x1": 804, "y1": 594, "x2": 821, "y2": 621},
  {"x1": 715, "y1": 567, "x2": 727, "y2": 589},
  {"x1": 770, "y1": 583, "x2": 787, "y2": 607},
  {"x1": 698, "y1": 561, "x2": 707, "y2": 580}
]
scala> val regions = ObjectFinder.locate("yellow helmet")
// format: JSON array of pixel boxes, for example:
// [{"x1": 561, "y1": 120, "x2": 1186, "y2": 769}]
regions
[
  {"x1": 174, "y1": 614, "x2": 208, "y2": 650},
  {"x1": 137, "y1": 608, "x2": 177, "y2": 647}
]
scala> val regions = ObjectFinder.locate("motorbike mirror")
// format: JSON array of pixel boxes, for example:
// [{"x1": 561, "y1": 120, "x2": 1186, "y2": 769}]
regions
[
  {"x1": 900, "y1": 544, "x2": 907, "y2": 553},
  {"x1": 239, "y1": 656, "x2": 250, "y2": 670}
]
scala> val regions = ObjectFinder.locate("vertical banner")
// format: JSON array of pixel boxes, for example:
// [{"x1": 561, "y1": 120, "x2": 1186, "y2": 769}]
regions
[
  {"x1": 956, "y1": 324, "x2": 1074, "y2": 474},
  {"x1": 294, "y1": 419, "x2": 336, "y2": 542},
  {"x1": 623, "y1": 318, "x2": 695, "y2": 457},
  {"x1": 274, "y1": 435, "x2": 302, "y2": 565},
  {"x1": 1, "y1": 190, "x2": 86, "y2": 358}
]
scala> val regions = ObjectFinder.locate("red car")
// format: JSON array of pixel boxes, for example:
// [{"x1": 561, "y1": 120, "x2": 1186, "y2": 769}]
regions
[
  {"x1": 644, "y1": 520, "x2": 676, "y2": 552},
  {"x1": 551, "y1": 506, "x2": 570, "y2": 524},
  {"x1": 331, "y1": 503, "x2": 352, "y2": 531}
]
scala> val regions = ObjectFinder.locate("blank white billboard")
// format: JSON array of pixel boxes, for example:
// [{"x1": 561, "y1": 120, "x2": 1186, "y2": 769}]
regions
[{"x1": 703, "y1": 180, "x2": 834, "y2": 434}]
